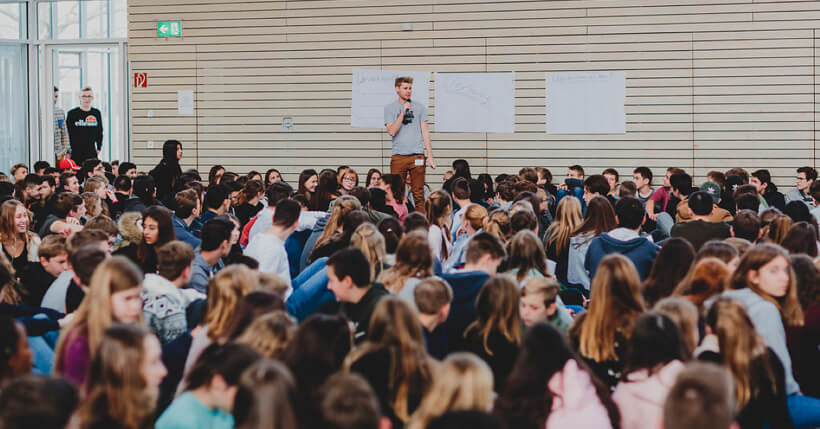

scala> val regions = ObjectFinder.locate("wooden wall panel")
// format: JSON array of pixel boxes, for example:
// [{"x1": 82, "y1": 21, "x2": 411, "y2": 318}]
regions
[{"x1": 129, "y1": 0, "x2": 820, "y2": 190}]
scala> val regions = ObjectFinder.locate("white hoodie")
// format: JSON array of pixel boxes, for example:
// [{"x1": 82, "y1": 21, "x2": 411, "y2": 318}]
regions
[{"x1": 142, "y1": 273, "x2": 204, "y2": 344}]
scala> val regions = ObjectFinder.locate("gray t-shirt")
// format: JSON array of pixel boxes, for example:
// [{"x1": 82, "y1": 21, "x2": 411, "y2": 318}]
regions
[{"x1": 384, "y1": 100, "x2": 427, "y2": 155}]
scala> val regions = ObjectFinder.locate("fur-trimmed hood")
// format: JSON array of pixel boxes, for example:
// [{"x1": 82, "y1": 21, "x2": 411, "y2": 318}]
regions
[{"x1": 116, "y1": 211, "x2": 142, "y2": 249}]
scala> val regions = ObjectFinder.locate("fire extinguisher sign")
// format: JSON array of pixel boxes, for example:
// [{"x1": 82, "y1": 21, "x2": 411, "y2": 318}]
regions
[{"x1": 134, "y1": 73, "x2": 148, "y2": 88}]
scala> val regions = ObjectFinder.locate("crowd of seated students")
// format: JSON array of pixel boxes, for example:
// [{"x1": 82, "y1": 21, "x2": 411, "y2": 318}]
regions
[{"x1": 1, "y1": 147, "x2": 820, "y2": 429}]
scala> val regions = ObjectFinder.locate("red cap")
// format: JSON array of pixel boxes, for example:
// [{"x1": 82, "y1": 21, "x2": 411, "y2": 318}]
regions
[{"x1": 59, "y1": 158, "x2": 81, "y2": 171}]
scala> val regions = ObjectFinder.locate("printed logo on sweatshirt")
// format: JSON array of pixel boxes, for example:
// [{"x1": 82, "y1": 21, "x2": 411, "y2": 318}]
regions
[{"x1": 74, "y1": 115, "x2": 99, "y2": 127}]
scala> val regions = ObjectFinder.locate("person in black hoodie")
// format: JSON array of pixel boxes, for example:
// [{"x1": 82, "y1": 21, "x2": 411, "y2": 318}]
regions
[
  {"x1": 122, "y1": 175, "x2": 161, "y2": 214},
  {"x1": 149, "y1": 140, "x2": 183, "y2": 208},
  {"x1": 752, "y1": 169, "x2": 786, "y2": 212},
  {"x1": 18, "y1": 235, "x2": 68, "y2": 307}
]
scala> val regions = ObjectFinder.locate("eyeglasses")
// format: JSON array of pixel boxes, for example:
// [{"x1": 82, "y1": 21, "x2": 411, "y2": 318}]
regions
[
  {"x1": 342, "y1": 177, "x2": 356, "y2": 183},
  {"x1": 80, "y1": 95, "x2": 93, "y2": 99}
]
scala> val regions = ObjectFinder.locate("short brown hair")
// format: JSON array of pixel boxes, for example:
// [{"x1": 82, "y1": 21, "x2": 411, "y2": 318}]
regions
[
  {"x1": 156, "y1": 241, "x2": 195, "y2": 280},
  {"x1": 319, "y1": 372, "x2": 382, "y2": 429},
  {"x1": 257, "y1": 273, "x2": 290, "y2": 297},
  {"x1": 452, "y1": 177, "x2": 470, "y2": 200},
  {"x1": 53, "y1": 192, "x2": 82, "y2": 218},
  {"x1": 413, "y1": 277, "x2": 453, "y2": 315},
  {"x1": 663, "y1": 362, "x2": 734, "y2": 429},
  {"x1": 83, "y1": 215, "x2": 118, "y2": 237},
  {"x1": 67, "y1": 229, "x2": 109, "y2": 254},
  {"x1": 465, "y1": 232, "x2": 506, "y2": 265},
  {"x1": 37, "y1": 234, "x2": 67, "y2": 260},
  {"x1": 394, "y1": 76, "x2": 413, "y2": 87},
  {"x1": 175, "y1": 188, "x2": 199, "y2": 219}
]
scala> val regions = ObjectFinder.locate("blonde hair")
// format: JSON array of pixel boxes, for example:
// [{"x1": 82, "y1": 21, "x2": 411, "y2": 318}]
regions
[
  {"x1": 83, "y1": 175, "x2": 108, "y2": 193},
  {"x1": 706, "y1": 297, "x2": 776, "y2": 409},
  {"x1": 236, "y1": 311, "x2": 295, "y2": 359},
  {"x1": 348, "y1": 298, "x2": 433, "y2": 422},
  {"x1": 577, "y1": 254, "x2": 645, "y2": 362},
  {"x1": 377, "y1": 231, "x2": 433, "y2": 294},
  {"x1": 654, "y1": 297, "x2": 700, "y2": 355},
  {"x1": 81, "y1": 192, "x2": 103, "y2": 218},
  {"x1": 350, "y1": 223, "x2": 386, "y2": 282},
  {"x1": 0, "y1": 199, "x2": 33, "y2": 251},
  {"x1": 462, "y1": 204, "x2": 489, "y2": 233},
  {"x1": 407, "y1": 353, "x2": 494, "y2": 429},
  {"x1": 314, "y1": 195, "x2": 361, "y2": 249},
  {"x1": 205, "y1": 264, "x2": 258, "y2": 340},
  {"x1": 465, "y1": 275, "x2": 522, "y2": 355},
  {"x1": 521, "y1": 276, "x2": 560, "y2": 308},
  {"x1": 257, "y1": 273, "x2": 290, "y2": 297},
  {"x1": 729, "y1": 243, "x2": 804, "y2": 326},
  {"x1": 545, "y1": 196, "x2": 583, "y2": 254},
  {"x1": 55, "y1": 257, "x2": 143, "y2": 374},
  {"x1": 485, "y1": 209, "x2": 511, "y2": 242}
]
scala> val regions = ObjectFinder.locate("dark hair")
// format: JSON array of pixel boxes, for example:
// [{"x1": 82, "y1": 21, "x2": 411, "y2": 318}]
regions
[
  {"x1": 469, "y1": 179, "x2": 486, "y2": 203},
  {"x1": 614, "y1": 196, "x2": 645, "y2": 230},
  {"x1": 264, "y1": 168, "x2": 281, "y2": 185},
  {"x1": 327, "y1": 247, "x2": 371, "y2": 287},
  {"x1": 575, "y1": 195, "x2": 617, "y2": 236},
  {"x1": 184, "y1": 342, "x2": 261, "y2": 391},
  {"x1": 280, "y1": 314, "x2": 352, "y2": 406},
  {"x1": 117, "y1": 162, "x2": 136, "y2": 177},
  {"x1": 781, "y1": 222, "x2": 819, "y2": 257},
  {"x1": 643, "y1": 238, "x2": 695, "y2": 306},
  {"x1": 0, "y1": 316, "x2": 22, "y2": 378},
  {"x1": 311, "y1": 170, "x2": 340, "y2": 211},
  {"x1": 53, "y1": 192, "x2": 82, "y2": 218},
  {"x1": 789, "y1": 254, "x2": 820, "y2": 310},
  {"x1": 688, "y1": 191, "x2": 713, "y2": 216},
  {"x1": 465, "y1": 232, "x2": 507, "y2": 264},
  {"x1": 798, "y1": 166, "x2": 818, "y2": 182},
  {"x1": 208, "y1": 165, "x2": 225, "y2": 187},
  {"x1": 430, "y1": 411, "x2": 501, "y2": 429},
  {"x1": 452, "y1": 177, "x2": 471, "y2": 200},
  {"x1": 633, "y1": 167, "x2": 653, "y2": 182},
  {"x1": 318, "y1": 372, "x2": 382, "y2": 429},
  {"x1": 174, "y1": 188, "x2": 199, "y2": 219},
  {"x1": 510, "y1": 209, "x2": 537, "y2": 234},
  {"x1": 265, "y1": 182, "x2": 293, "y2": 207},
  {"x1": 70, "y1": 245, "x2": 107, "y2": 286},
  {"x1": 751, "y1": 169, "x2": 772, "y2": 186},
  {"x1": 138, "y1": 206, "x2": 176, "y2": 267},
  {"x1": 204, "y1": 184, "x2": 230, "y2": 210},
  {"x1": 735, "y1": 194, "x2": 760, "y2": 214},
  {"x1": 33, "y1": 161, "x2": 50, "y2": 173},
  {"x1": 377, "y1": 217, "x2": 403, "y2": 253},
  {"x1": 568, "y1": 164, "x2": 585, "y2": 177},
  {"x1": 670, "y1": 173, "x2": 693, "y2": 195},
  {"x1": 583, "y1": 174, "x2": 609, "y2": 196},
  {"x1": 273, "y1": 199, "x2": 301, "y2": 228},
  {"x1": 113, "y1": 175, "x2": 131, "y2": 192},
  {"x1": 221, "y1": 292, "x2": 286, "y2": 341},
  {"x1": 513, "y1": 191, "x2": 541, "y2": 218},
  {"x1": 365, "y1": 168, "x2": 381, "y2": 188},
  {"x1": 0, "y1": 375, "x2": 78, "y2": 429},
  {"x1": 297, "y1": 169, "x2": 318, "y2": 196},
  {"x1": 494, "y1": 323, "x2": 619, "y2": 429},
  {"x1": 132, "y1": 175, "x2": 157, "y2": 205},
  {"x1": 403, "y1": 212, "x2": 429, "y2": 233},
  {"x1": 348, "y1": 186, "x2": 370, "y2": 207},
  {"x1": 452, "y1": 159, "x2": 472, "y2": 180},
  {"x1": 382, "y1": 174, "x2": 405, "y2": 203},
  {"x1": 696, "y1": 241, "x2": 739, "y2": 264},
  {"x1": 478, "y1": 173, "x2": 494, "y2": 198},
  {"x1": 733, "y1": 210, "x2": 761, "y2": 242},
  {"x1": 200, "y1": 218, "x2": 233, "y2": 251},
  {"x1": 496, "y1": 182, "x2": 515, "y2": 202},
  {"x1": 624, "y1": 311, "x2": 690, "y2": 376},
  {"x1": 784, "y1": 200, "x2": 814, "y2": 224}
]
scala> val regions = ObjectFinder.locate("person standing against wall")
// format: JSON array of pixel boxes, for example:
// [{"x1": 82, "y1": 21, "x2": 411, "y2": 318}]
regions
[
  {"x1": 66, "y1": 86, "x2": 103, "y2": 165},
  {"x1": 384, "y1": 76, "x2": 435, "y2": 212},
  {"x1": 53, "y1": 87, "x2": 69, "y2": 164}
]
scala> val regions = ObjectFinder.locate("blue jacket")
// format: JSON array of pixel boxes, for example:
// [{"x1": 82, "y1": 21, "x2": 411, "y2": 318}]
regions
[
  {"x1": 585, "y1": 232, "x2": 659, "y2": 281},
  {"x1": 425, "y1": 271, "x2": 491, "y2": 359},
  {"x1": 172, "y1": 215, "x2": 201, "y2": 249}
]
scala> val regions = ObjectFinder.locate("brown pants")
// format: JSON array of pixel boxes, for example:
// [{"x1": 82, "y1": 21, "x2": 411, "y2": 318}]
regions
[{"x1": 390, "y1": 154, "x2": 426, "y2": 212}]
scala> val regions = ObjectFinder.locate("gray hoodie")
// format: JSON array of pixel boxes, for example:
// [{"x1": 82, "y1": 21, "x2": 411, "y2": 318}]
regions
[{"x1": 721, "y1": 288, "x2": 800, "y2": 395}]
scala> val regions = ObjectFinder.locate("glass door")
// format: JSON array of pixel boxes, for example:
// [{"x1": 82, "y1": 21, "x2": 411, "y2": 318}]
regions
[
  {"x1": 41, "y1": 43, "x2": 126, "y2": 163},
  {"x1": 0, "y1": 43, "x2": 28, "y2": 171}
]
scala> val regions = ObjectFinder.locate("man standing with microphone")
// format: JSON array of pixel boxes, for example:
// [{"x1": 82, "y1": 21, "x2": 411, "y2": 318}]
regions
[{"x1": 384, "y1": 76, "x2": 435, "y2": 211}]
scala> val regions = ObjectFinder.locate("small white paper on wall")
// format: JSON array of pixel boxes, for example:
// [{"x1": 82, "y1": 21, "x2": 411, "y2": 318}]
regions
[
  {"x1": 177, "y1": 90, "x2": 194, "y2": 116},
  {"x1": 546, "y1": 72, "x2": 626, "y2": 134},
  {"x1": 351, "y1": 69, "x2": 430, "y2": 128}
]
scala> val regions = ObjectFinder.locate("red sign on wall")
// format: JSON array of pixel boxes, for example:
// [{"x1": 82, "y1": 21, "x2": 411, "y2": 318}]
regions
[{"x1": 134, "y1": 72, "x2": 148, "y2": 88}]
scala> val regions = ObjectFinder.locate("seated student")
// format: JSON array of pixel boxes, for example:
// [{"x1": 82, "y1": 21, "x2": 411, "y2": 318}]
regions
[
  {"x1": 413, "y1": 277, "x2": 453, "y2": 358},
  {"x1": 18, "y1": 234, "x2": 68, "y2": 307},
  {"x1": 752, "y1": 169, "x2": 786, "y2": 211},
  {"x1": 199, "y1": 184, "x2": 231, "y2": 224},
  {"x1": 348, "y1": 298, "x2": 433, "y2": 427},
  {"x1": 519, "y1": 276, "x2": 571, "y2": 334},
  {"x1": 326, "y1": 247, "x2": 389, "y2": 343},
  {"x1": 586, "y1": 197, "x2": 659, "y2": 281},
  {"x1": 109, "y1": 175, "x2": 133, "y2": 218},
  {"x1": 74, "y1": 324, "x2": 166, "y2": 429},
  {"x1": 318, "y1": 372, "x2": 391, "y2": 429},
  {"x1": 244, "y1": 199, "x2": 300, "y2": 296},
  {"x1": 0, "y1": 316, "x2": 33, "y2": 383},
  {"x1": 663, "y1": 362, "x2": 739, "y2": 429},
  {"x1": 462, "y1": 275, "x2": 522, "y2": 393},
  {"x1": 39, "y1": 192, "x2": 84, "y2": 238},
  {"x1": 732, "y1": 209, "x2": 762, "y2": 242},
  {"x1": 671, "y1": 191, "x2": 732, "y2": 251},
  {"x1": 40, "y1": 229, "x2": 109, "y2": 312},
  {"x1": 189, "y1": 218, "x2": 232, "y2": 294},
  {"x1": 612, "y1": 312, "x2": 689, "y2": 429},
  {"x1": 583, "y1": 174, "x2": 614, "y2": 206},
  {"x1": 171, "y1": 189, "x2": 202, "y2": 249},
  {"x1": 785, "y1": 166, "x2": 817, "y2": 207},
  {"x1": 157, "y1": 343, "x2": 261, "y2": 429},
  {"x1": 632, "y1": 167, "x2": 654, "y2": 205},
  {"x1": 143, "y1": 241, "x2": 204, "y2": 345},
  {"x1": 232, "y1": 359, "x2": 299, "y2": 429},
  {"x1": 379, "y1": 231, "x2": 435, "y2": 299},
  {"x1": 674, "y1": 178, "x2": 733, "y2": 226},
  {"x1": 0, "y1": 375, "x2": 78, "y2": 429},
  {"x1": 63, "y1": 245, "x2": 108, "y2": 314}
]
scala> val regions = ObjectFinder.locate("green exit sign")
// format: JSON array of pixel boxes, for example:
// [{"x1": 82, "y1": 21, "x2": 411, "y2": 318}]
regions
[{"x1": 157, "y1": 21, "x2": 182, "y2": 38}]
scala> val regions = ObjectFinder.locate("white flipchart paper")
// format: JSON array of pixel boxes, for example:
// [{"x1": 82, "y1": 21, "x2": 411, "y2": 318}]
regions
[
  {"x1": 177, "y1": 90, "x2": 194, "y2": 116},
  {"x1": 350, "y1": 69, "x2": 430, "y2": 128},
  {"x1": 434, "y1": 72, "x2": 515, "y2": 133},
  {"x1": 546, "y1": 72, "x2": 626, "y2": 134}
]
